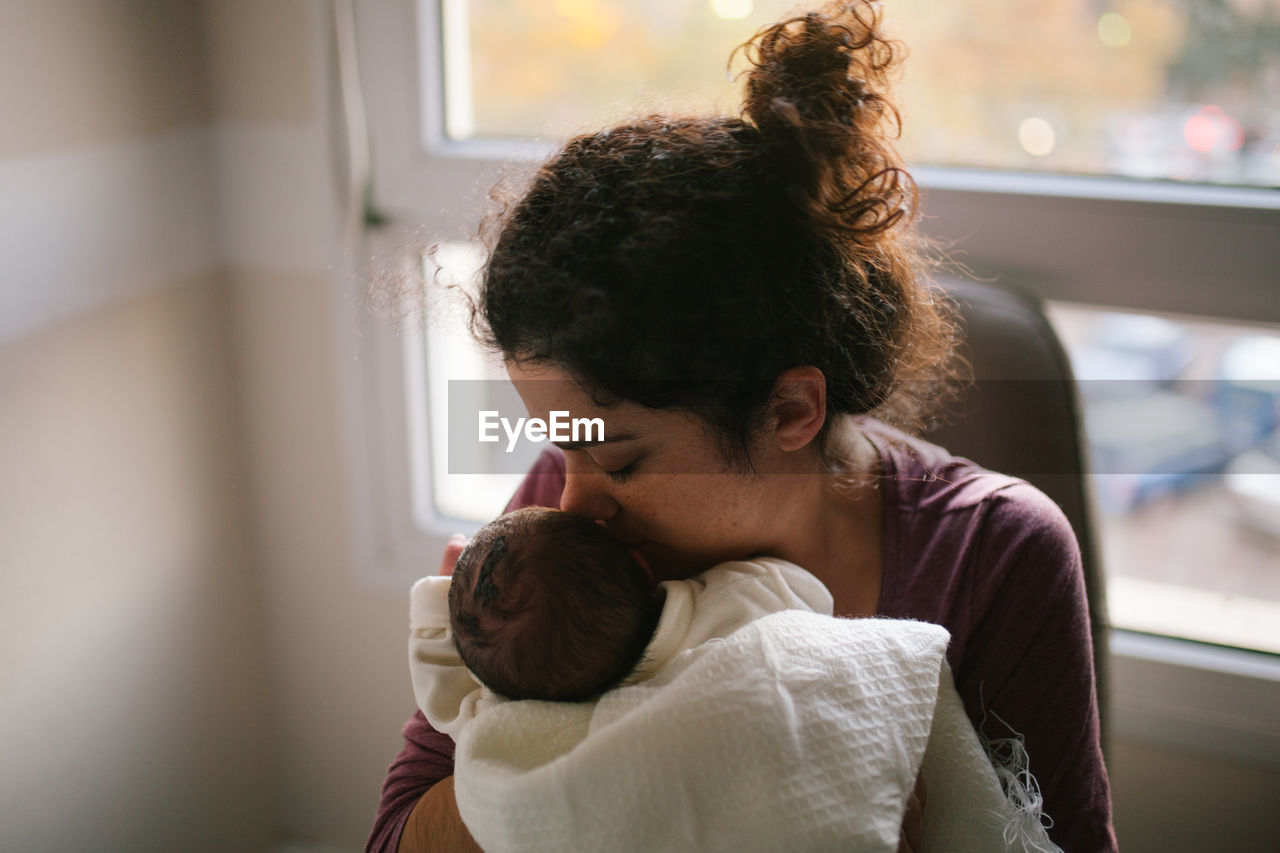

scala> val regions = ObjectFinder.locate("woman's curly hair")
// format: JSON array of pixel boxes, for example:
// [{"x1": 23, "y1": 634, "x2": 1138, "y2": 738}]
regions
[{"x1": 470, "y1": 1, "x2": 964, "y2": 467}]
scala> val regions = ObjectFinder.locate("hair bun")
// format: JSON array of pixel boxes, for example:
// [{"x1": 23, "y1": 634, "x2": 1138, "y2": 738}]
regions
[{"x1": 738, "y1": 1, "x2": 911, "y2": 239}]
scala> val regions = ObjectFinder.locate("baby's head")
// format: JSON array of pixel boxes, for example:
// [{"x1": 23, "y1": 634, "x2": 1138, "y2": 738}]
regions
[{"x1": 449, "y1": 507, "x2": 661, "y2": 702}]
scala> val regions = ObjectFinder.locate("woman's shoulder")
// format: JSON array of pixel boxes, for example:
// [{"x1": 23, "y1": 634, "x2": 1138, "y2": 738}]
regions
[
  {"x1": 861, "y1": 418, "x2": 1033, "y2": 514},
  {"x1": 864, "y1": 418, "x2": 1083, "y2": 620},
  {"x1": 865, "y1": 417, "x2": 1077, "y2": 552}
]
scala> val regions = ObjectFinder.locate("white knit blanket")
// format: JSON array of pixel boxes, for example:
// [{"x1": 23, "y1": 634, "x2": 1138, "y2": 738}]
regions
[{"x1": 453, "y1": 611, "x2": 1058, "y2": 852}]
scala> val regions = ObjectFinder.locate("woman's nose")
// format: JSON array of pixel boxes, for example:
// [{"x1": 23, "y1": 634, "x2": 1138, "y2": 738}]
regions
[{"x1": 559, "y1": 461, "x2": 620, "y2": 521}]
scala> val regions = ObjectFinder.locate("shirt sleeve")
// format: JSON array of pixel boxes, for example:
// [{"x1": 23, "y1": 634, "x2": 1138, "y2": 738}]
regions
[
  {"x1": 955, "y1": 483, "x2": 1117, "y2": 853},
  {"x1": 366, "y1": 449, "x2": 567, "y2": 853}
]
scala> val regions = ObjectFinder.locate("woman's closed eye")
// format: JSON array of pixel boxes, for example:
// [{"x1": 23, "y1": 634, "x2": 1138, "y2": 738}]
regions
[
  {"x1": 576, "y1": 444, "x2": 646, "y2": 483},
  {"x1": 604, "y1": 460, "x2": 639, "y2": 483}
]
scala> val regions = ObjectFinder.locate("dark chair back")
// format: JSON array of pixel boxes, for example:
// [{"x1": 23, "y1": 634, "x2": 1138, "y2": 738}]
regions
[{"x1": 927, "y1": 278, "x2": 1110, "y2": 751}]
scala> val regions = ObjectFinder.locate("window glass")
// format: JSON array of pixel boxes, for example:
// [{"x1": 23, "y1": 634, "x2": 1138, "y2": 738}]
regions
[
  {"x1": 440, "y1": 0, "x2": 1280, "y2": 187},
  {"x1": 1047, "y1": 303, "x2": 1280, "y2": 653},
  {"x1": 422, "y1": 242, "x2": 530, "y2": 523}
]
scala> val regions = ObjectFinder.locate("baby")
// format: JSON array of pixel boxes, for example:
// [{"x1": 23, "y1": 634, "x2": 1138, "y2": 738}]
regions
[
  {"x1": 446, "y1": 506, "x2": 660, "y2": 702},
  {"x1": 408, "y1": 507, "x2": 1058, "y2": 853},
  {"x1": 410, "y1": 506, "x2": 832, "y2": 733}
]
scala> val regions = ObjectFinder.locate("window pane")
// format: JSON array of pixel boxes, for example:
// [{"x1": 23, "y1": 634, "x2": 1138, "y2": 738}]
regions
[
  {"x1": 1047, "y1": 303, "x2": 1280, "y2": 653},
  {"x1": 441, "y1": 0, "x2": 1280, "y2": 187},
  {"x1": 422, "y1": 243, "x2": 530, "y2": 523}
]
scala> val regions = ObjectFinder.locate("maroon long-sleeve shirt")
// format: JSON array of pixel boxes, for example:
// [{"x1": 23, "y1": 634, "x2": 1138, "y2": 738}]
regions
[{"x1": 367, "y1": 421, "x2": 1116, "y2": 852}]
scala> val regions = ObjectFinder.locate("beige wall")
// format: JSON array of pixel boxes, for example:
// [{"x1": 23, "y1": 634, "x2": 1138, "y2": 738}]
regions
[
  {"x1": 203, "y1": 0, "x2": 314, "y2": 124},
  {"x1": 0, "y1": 279, "x2": 272, "y2": 851},
  {"x1": 0, "y1": 1, "x2": 271, "y2": 850},
  {"x1": 226, "y1": 270, "x2": 412, "y2": 847},
  {"x1": 0, "y1": 0, "x2": 210, "y2": 158}
]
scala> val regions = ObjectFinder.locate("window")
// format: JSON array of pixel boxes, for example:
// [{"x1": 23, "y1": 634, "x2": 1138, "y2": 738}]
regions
[
  {"x1": 347, "y1": 0, "x2": 1280, "y2": 758},
  {"x1": 446, "y1": 0, "x2": 1280, "y2": 188},
  {"x1": 1047, "y1": 303, "x2": 1280, "y2": 654}
]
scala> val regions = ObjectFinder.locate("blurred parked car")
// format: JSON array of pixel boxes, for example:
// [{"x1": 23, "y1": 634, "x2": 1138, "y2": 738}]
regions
[{"x1": 1213, "y1": 335, "x2": 1280, "y2": 454}]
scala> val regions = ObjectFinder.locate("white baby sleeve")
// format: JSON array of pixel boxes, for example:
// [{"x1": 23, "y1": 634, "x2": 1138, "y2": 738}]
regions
[
  {"x1": 704, "y1": 558, "x2": 833, "y2": 615},
  {"x1": 672, "y1": 558, "x2": 835, "y2": 650},
  {"x1": 407, "y1": 575, "x2": 496, "y2": 739}
]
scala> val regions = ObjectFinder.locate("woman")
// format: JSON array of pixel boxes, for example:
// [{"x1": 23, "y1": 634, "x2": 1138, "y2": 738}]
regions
[{"x1": 369, "y1": 2, "x2": 1115, "y2": 850}]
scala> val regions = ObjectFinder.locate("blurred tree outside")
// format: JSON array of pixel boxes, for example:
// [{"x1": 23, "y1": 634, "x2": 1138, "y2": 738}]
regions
[{"x1": 453, "y1": 0, "x2": 1280, "y2": 186}]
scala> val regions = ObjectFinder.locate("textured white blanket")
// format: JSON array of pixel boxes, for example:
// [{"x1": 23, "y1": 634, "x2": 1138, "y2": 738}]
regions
[{"x1": 453, "y1": 611, "x2": 1058, "y2": 852}]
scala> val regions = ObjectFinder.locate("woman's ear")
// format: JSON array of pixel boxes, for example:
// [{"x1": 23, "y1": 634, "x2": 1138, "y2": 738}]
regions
[{"x1": 768, "y1": 366, "x2": 827, "y2": 452}]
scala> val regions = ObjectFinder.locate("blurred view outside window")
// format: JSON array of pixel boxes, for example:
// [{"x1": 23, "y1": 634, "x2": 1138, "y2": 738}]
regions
[
  {"x1": 421, "y1": 0, "x2": 1280, "y2": 654},
  {"x1": 1047, "y1": 305, "x2": 1280, "y2": 653},
  {"x1": 440, "y1": 0, "x2": 1280, "y2": 187}
]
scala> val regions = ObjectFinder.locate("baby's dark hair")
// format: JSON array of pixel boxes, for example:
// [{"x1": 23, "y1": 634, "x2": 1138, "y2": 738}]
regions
[
  {"x1": 471, "y1": 1, "x2": 964, "y2": 469},
  {"x1": 448, "y1": 507, "x2": 660, "y2": 703}
]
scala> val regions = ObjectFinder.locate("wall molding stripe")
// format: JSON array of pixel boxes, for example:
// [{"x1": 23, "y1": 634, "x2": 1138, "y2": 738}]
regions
[
  {"x1": 1, "y1": 121, "x2": 337, "y2": 345},
  {"x1": 0, "y1": 129, "x2": 218, "y2": 343}
]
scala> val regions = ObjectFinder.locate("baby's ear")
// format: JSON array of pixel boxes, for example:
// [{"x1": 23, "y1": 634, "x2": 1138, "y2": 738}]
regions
[
  {"x1": 768, "y1": 366, "x2": 827, "y2": 452},
  {"x1": 440, "y1": 533, "x2": 469, "y2": 576}
]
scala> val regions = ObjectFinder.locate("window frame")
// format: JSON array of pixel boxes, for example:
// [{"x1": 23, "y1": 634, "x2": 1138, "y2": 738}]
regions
[{"x1": 342, "y1": 0, "x2": 1280, "y2": 759}]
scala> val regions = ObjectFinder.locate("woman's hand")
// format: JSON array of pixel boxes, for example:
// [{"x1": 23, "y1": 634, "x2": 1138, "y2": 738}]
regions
[
  {"x1": 897, "y1": 772, "x2": 926, "y2": 853},
  {"x1": 397, "y1": 776, "x2": 482, "y2": 853},
  {"x1": 439, "y1": 534, "x2": 468, "y2": 576}
]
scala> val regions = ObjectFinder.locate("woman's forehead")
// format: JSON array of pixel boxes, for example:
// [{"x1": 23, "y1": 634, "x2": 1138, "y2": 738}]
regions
[{"x1": 507, "y1": 361, "x2": 609, "y2": 415}]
